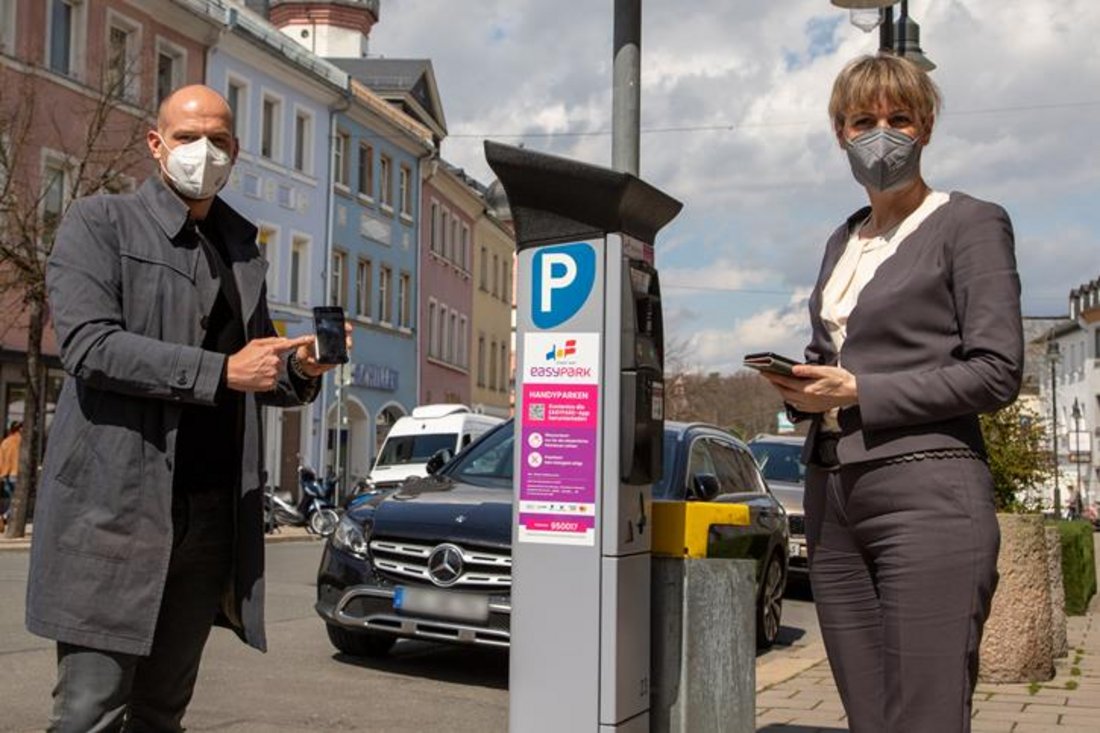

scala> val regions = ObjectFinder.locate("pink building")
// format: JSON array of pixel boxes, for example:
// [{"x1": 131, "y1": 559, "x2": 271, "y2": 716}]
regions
[
  {"x1": 419, "y1": 164, "x2": 479, "y2": 406},
  {"x1": 0, "y1": 0, "x2": 214, "y2": 431}
]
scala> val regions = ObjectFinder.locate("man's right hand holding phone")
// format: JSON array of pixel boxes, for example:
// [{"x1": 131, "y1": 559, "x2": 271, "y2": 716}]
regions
[{"x1": 227, "y1": 336, "x2": 314, "y2": 392}]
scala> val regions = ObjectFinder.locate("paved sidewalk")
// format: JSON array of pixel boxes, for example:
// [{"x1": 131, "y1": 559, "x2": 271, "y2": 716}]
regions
[{"x1": 755, "y1": 581, "x2": 1100, "y2": 732}]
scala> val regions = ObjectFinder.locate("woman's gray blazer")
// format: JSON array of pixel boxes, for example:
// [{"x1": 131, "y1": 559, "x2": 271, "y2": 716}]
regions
[{"x1": 801, "y1": 192, "x2": 1024, "y2": 465}]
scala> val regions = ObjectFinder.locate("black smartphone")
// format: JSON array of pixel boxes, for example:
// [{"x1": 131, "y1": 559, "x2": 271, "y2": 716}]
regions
[
  {"x1": 312, "y1": 306, "x2": 349, "y2": 365},
  {"x1": 743, "y1": 351, "x2": 801, "y2": 377}
]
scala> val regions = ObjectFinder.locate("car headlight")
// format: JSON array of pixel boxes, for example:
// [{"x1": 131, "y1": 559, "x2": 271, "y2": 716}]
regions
[{"x1": 331, "y1": 515, "x2": 371, "y2": 558}]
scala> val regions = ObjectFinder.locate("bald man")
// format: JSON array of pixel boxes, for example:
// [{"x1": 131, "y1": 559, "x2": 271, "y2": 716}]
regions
[{"x1": 27, "y1": 85, "x2": 345, "y2": 731}]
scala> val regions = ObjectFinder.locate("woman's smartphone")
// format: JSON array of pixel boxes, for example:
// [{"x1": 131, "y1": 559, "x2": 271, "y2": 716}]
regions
[
  {"x1": 312, "y1": 306, "x2": 349, "y2": 365},
  {"x1": 743, "y1": 351, "x2": 801, "y2": 377}
]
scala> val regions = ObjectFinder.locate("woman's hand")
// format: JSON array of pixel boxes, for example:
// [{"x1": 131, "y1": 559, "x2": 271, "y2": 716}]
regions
[{"x1": 761, "y1": 364, "x2": 859, "y2": 414}]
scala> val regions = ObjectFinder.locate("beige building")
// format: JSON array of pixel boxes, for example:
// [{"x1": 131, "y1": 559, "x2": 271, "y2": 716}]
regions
[{"x1": 471, "y1": 204, "x2": 514, "y2": 418}]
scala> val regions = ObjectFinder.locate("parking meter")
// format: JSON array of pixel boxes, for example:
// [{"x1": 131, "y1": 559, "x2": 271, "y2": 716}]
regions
[{"x1": 486, "y1": 141, "x2": 681, "y2": 733}]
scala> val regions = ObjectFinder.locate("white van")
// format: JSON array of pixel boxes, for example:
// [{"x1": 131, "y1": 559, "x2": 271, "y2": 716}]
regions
[{"x1": 367, "y1": 404, "x2": 504, "y2": 490}]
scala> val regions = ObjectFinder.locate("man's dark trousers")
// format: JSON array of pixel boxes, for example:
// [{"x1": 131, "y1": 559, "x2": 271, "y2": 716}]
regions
[{"x1": 49, "y1": 490, "x2": 233, "y2": 732}]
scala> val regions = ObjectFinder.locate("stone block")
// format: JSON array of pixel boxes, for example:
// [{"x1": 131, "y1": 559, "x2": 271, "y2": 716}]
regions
[
  {"x1": 979, "y1": 514, "x2": 1055, "y2": 683},
  {"x1": 651, "y1": 558, "x2": 755, "y2": 733}
]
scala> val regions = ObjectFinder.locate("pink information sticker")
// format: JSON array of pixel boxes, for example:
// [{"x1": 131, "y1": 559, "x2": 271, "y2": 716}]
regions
[{"x1": 518, "y1": 333, "x2": 600, "y2": 546}]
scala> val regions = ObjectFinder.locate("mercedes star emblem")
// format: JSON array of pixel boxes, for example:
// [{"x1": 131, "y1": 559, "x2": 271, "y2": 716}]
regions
[{"x1": 427, "y1": 543, "x2": 465, "y2": 587}]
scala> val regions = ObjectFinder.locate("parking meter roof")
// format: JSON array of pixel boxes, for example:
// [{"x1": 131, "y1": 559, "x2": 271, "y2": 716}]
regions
[{"x1": 484, "y1": 140, "x2": 682, "y2": 251}]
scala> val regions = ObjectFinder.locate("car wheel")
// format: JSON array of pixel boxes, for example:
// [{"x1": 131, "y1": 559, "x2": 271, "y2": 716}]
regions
[
  {"x1": 756, "y1": 551, "x2": 785, "y2": 649},
  {"x1": 309, "y1": 508, "x2": 340, "y2": 536},
  {"x1": 325, "y1": 624, "x2": 396, "y2": 657}
]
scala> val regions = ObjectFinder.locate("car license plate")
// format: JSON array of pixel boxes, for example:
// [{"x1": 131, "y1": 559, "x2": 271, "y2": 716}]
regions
[
  {"x1": 788, "y1": 541, "x2": 804, "y2": 559},
  {"x1": 393, "y1": 586, "x2": 490, "y2": 624}
]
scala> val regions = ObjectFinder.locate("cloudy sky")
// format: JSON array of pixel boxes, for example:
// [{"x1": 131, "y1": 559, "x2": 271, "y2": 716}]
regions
[{"x1": 370, "y1": 0, "x2": 1100, "y2": 374}]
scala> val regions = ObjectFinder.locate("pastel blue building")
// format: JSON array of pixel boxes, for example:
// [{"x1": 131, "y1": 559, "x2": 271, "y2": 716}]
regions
[
  {"x1": 323, "y1": 81, "x2": 433, "y2": 483},
  {"x1": 206, "y1": 5, "x2": 349, "y2": 496}
]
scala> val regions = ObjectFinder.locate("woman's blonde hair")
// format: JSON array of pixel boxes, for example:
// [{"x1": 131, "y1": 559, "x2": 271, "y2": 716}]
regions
[{"x1": 828, "y1": 54, "x2": 942, "y2": 136}]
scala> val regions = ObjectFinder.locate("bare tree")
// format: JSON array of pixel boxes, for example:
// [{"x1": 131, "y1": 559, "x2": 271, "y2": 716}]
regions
[{"x1": 1, "y1": 65, "x2": 151, "y2": 538}]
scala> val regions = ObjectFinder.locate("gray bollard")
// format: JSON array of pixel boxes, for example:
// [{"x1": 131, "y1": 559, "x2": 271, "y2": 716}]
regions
[{"x1": 650, "y1": 557, "x2": 756, "y2": 733}]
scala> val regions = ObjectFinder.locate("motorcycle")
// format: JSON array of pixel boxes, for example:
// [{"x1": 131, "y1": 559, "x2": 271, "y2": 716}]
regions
[{"x1": 263, "y1": 465, "x2": 340, "y2": 536}]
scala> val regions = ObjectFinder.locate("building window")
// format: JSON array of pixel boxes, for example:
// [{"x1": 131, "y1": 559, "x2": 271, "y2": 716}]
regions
[
  {"x1": 332, "y1": 130, "x2": 349, "y2": 187},
  {"x1": 503, "y1": 260, "x2": 511, "y2": 303},
  {"x1": 398, "y1": 272, "x2": 411, "y2": 328},
  {"x1": 441, "y1": 210, "x2": 450, "y2": 260},
  {"x1": 41, "y1": 158, "x2": 69, "y2": 243},
  {"x1": 357, "y1": 143, "x2": 373, "y2": 198},
  {"x1": 354, "y1": 258, "x2": 372, "y2": 319},
  {"x1": 500, "y1": 343, "x2": 508, "y2": 392},
  {"x1": 0, "y1": 0, "x2": 16, "y2": 55},
  {"x1": 441, "y1": 306, "x2": 451, "y2": 363},
  {"x1": 378, "y1": 266, "x2": 393, "y2": 324},
  {"x1": 489, "y1": 341, "x2": 498, "y2": 391},
  {"x1": 492, "y1": 254, "x2": 500, "y2": 297},
  {"x1": 380, "y1": 155, "x2": 393, "y2": 209},
  {"x1": 480, "y1": 246, "x2": 488, "y2": 291},
  {"x1": 290, "y1": 236, "x2": 308, "y2": 305},
  {"x1": 261, "y1": 94, "x2": 281, "y2": 161},
  {"x1": 477, "y1": 335, "x2": 486, "y2": 387},
  {"x1": 330, "y1": 250, "x2": 348, "y2": 308},
  {"x1": 429, "y1": 301, "x2": 440, "y2": 358},
  {"x1": 399, "y1": 165, "x2": 412, "y2": 216},
  {"x1": 430, "y1": 201, "x2": 440, "y2": 253},
  {"x1": 226, "y1": 77, "x2": 248, "y2": 146},
  {"x1": 451, "y1": 219, "x2": 459, "y2": 264},
  {"x1": 105, "y1": 13, "x2": 140, "y2": 102},
  {"x1": 294, "y1": 110, "x2": 312, "y2": 174},
  {"x1": 459, "y1": 316, "x2": 468, "y2": 368},
  {"x1": 450, "y1": 312, "x2": 458, "y2": 366},
  {"x1": 460, "y1": 225, "x2": 469, "y2": 271},
  {"x1": 48, "y1": 0, "x2": 85, "y2": 78},
  {"x1": 154, "y1": 40, "x2": 185, "y2": 109},
  {"x1": 257, "y1": 225, "x2": 278, "y2": 293}
]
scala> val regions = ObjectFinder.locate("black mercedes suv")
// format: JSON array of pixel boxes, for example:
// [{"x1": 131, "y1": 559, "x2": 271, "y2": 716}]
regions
[{"x1": 315, "y1": 419, "x2": 788, "y2": 656}]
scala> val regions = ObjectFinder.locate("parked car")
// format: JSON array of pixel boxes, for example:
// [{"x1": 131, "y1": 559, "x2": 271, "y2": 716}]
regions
[
  {"x1": 748, "y1": 434, "x2": 808, "y2": 578},
  {"x1": 366, "y1": 404, "x2": 503, "y2": 493},
  {"x1": 316, "y1": 420, "x2": 790, "y2": 658}
]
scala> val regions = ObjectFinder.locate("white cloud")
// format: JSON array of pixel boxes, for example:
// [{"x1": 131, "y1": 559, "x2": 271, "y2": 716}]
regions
[{"x1": 370, "y1": 0, "x2": 1100, "y2": 373}]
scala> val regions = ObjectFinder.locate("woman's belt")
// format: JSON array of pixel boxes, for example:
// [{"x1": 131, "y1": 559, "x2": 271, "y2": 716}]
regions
[{"x1": 811, "y1": 433, "x2": 985, "y2": 471}]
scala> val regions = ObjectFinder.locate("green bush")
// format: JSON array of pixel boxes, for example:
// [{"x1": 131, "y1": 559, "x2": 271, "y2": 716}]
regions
[{"x1": 1056, "y1": 520, "x2": 1097, "y2": 616}]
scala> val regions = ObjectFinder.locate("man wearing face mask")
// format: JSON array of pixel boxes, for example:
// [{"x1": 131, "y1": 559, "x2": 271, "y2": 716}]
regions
[
  {"x1": 759, "y1": 55, "x2": 1022, "y2": 732},
  {"x1": 26, "y1": 85, "x2": 347, "y2": 731}
]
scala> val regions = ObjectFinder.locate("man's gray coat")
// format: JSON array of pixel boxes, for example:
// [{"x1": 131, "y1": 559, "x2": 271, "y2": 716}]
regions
[{"x1": 26, "y1": 176, "x2": 318, "y2": 656}]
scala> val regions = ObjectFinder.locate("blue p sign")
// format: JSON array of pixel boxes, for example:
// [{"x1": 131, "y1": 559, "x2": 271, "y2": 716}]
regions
[{"x1": 532, "y1": 243, "x2": 596, "y2": 329}]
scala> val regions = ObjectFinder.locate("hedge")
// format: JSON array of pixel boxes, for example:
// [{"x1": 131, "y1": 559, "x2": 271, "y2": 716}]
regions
[{"x1": 1055, "y1": 520, "x2": 1097, "y2": 616}]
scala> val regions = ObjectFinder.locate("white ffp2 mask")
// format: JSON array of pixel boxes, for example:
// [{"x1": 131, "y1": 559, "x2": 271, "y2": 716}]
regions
[{"x1": 157, "y1": 135, "x2": 231, "y2": 200}]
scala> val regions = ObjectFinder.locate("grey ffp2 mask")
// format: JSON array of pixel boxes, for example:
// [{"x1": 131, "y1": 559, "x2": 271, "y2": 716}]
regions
[{"x1": 845, "y1": 127, "x2": 922, "y2": 192}]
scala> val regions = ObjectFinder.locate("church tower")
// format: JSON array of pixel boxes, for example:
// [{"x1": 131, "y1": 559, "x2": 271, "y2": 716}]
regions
[{"x1": 268, "y1": 0, "x2": 379, "y2": 58}]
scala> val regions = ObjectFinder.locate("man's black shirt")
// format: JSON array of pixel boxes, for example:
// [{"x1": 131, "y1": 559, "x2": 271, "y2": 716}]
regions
[{"x1": 173, "y1": 220, "x2": 246, "y2": 493}]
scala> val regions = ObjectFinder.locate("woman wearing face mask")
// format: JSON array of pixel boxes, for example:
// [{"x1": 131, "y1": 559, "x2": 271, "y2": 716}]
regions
[{"x1": 761, "y1": 54, "x2": 1022, "y2": 732}]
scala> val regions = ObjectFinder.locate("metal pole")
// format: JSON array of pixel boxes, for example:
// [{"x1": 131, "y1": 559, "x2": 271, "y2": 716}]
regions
[
  {"x1": 612, "y1": 0, "x2": 641, "y2": 175},
  {"x1": 1052, "y1": 360, "x2": 1061, "y2": 517},
  {"x1": 880, "y1": 3, "x2": 896, "y2": 53}
]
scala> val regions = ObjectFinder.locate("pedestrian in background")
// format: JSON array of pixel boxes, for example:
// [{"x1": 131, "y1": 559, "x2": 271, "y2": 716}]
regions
[
  {"x1": 0, "y1": 420, "x2": 21, "y2": 531},
  {"x1": 25, "y1": 85, "x2": 350, "y2": 732},
  {"x1": 762, "y1": 54, "x2": 1022, "y2": 732}
]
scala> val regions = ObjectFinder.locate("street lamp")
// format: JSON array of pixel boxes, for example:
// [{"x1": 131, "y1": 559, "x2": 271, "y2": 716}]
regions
[
  {"x1": 831, "y1": 0, "x2": 936, "y2": 70},
  {"x1": 1047, "y1": 340, "x2": 1062, "y2": 516},
  {"x1": 1072, "y1": 397, "x2": 1083, "y2": 515}
]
